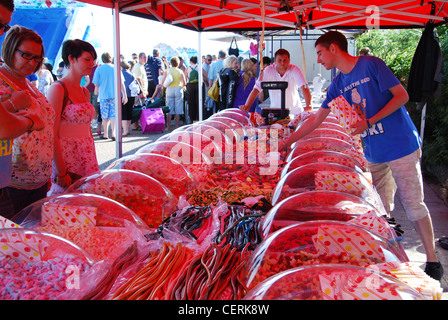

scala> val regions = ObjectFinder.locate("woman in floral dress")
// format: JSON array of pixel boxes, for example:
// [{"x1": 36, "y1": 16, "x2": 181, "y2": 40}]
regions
[
  {"x1": 0, "y1": 26, "x2": 55, "y2": 215},
  {"x1": 47, "y1": 39, "x2": 100, "y2": 195}
]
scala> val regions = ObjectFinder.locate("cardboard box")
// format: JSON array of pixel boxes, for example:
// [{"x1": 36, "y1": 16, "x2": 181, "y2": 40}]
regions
[{"x1": 140, "y1": 108, "x2": 165, "y2": 133}]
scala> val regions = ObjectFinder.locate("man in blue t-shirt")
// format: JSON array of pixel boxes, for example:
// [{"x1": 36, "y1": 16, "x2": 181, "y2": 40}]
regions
[
  {"x1": 280, "y1": 31, "x2": 443, "y2": 281},
  {"x1": 93, "y1": 52, "x2": 127, "y2": 140}
]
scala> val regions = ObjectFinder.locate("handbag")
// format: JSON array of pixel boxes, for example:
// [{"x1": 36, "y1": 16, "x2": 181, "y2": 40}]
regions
[
  {"x1": 228, "y1": 36, "x2": 239, "y2": 57},
  {"x1": 163, "y1": 68, "x2": 174, "y2": 87},
  {"x1": 128, "y1": 79, "x2": 141, "y2": 97},
  {"x1": 208, "y1": 78, "x2": 219, "y2": 102}
]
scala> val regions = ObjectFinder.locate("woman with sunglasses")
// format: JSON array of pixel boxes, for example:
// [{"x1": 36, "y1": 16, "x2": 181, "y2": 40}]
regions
[
  {"x1": 0, "y1": 25, "x2": 55, "y2": 215},
  {"x1": 46, "y1": 39, "x2": 100, "y2": 196}
]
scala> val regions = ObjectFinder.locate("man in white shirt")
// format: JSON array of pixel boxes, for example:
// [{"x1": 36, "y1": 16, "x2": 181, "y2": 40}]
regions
[
  {"x1": 133, "y1": 52, "x2": 148, "y2": 99},
  {"x1": 240, "y1": 48, "x2": 312, "y2": 115}
]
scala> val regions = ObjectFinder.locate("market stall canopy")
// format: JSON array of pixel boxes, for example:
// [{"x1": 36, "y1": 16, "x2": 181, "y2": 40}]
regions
[{"x1": 77, "y1": 0, "x2": 448, "y2": 32}]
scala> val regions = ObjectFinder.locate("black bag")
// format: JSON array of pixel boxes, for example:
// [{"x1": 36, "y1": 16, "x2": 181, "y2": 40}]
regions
[{"x1": 228, "y1": 37, "x2": 239, "y2": 57}]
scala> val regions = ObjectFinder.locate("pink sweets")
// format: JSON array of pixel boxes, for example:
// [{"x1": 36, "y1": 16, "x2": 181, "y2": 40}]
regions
[{"x1": 0, "y1": 254, "x2": 90, "y2": 300}]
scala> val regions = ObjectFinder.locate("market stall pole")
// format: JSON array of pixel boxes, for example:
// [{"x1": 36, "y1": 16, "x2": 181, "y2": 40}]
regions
[{"x1": 113, "y1": 1, "x2": 122, "y2": 158}]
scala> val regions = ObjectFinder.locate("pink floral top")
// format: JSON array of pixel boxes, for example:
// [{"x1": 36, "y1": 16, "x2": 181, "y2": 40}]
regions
[
  {"x1": 0, "y1": 78, "x2": 55, "y2": 190},
  {"x1": 53, "y1": 98, "x2": 99, "y2": 178}
]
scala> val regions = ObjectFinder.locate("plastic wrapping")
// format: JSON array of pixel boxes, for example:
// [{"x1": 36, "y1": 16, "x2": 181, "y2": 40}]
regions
[
  {"x1": 137, "y1": 140, "x2": 212, "y2": 165},
  {"x1": 283, "y1": 150, "x2": 366, "y2": 177},
  {"x1": 245, "y1": 221, "x2": 408, "y2": 289},
  {"x1": 322, "y1": 115, "x2": 342, "y2": 125},
  {"x1": 317, "y1": 121, "x2": 347, "y2": 132},
  {"x1": 243, "y1": 264, "x2": 426, "y2": 300},
  {"x1": 182, "y1": 124, "x2": 233, "y2": 156},
  {"x1": 301, "y1": 128, "x2": 357, "y2": 145},
  {"x1": 217, "y1": 108, "x2": 250, "y2": 118},
  {"x1": 14, "y1": 193, "x2": 146, "y2": 229},
  {"x1": 209, "y1": 115, "x2": 248, "y2": 137},
  {"x1": 289, "y1": 136, "x2": 358, "y2": 157},
  {"x1": 184, "y1": 123, "x2": 233, "y2": 145},
  {"x1": 213, "y1": 109, "x2": 253, "y2": 127},
  {"x1": 107, "y1": 153, "x2": 197, "y2": 196},
  {"x1": 271, "y1": 163, "x2": 379, "y2": 206},
  {"x1": 262, "y1": 190, "x2": 382, "y2": 236},
  {"x1": 0, "y1": 228, "x2": 97, "y2": 300},
  {"x1": 157, "y1": 130, "x2": 223, "y2": 161},
  {"x1": 66, "y1": 169, "x2": 178, "y2": 228},
  {"x1": 11, "y1": 194, "x2": 148, "y2": 264},
  {"x1": 202, "y1": 119, "x2": 240, "y2": 144}
]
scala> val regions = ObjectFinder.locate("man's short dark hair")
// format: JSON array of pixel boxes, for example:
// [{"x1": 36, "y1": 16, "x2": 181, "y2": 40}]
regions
[
  {"x1": 274, "y1": 48, "x2": 290, "y2": 59},
  {"x1": 315, "y1": 30, "x2": 348, "y2": 53},
  {"x1": 0, "y1": 0, "x2": 14, "y2": 12}
]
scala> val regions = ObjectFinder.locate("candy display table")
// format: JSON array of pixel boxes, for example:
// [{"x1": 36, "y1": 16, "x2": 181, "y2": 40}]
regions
[{"x1": 1, "y1": 109, "x2": 442, "y2": 300}]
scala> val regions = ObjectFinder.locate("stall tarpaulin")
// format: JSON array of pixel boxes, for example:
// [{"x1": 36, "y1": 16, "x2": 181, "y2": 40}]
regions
[{"x1": 75, "y1": 0, "x2": 448, "y2": 31}]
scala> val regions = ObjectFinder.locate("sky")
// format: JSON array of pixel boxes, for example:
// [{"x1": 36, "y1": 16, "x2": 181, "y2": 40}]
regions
[{"x1": 85, "y1": 4, "x2": 251, "y2": 61}]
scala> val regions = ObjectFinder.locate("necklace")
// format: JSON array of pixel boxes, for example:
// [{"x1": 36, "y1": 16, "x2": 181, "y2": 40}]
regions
[{"x1": 0, "y1": 65, "x2": 39, "y2": 98}]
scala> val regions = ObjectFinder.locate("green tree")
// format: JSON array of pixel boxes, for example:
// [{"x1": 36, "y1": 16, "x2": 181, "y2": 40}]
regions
[{"x1": 355, "y1": 29, "x2": 421, "y2": 84}]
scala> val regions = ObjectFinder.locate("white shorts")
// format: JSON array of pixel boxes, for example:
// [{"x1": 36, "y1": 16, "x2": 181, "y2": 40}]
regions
[{"x1": 368, "y1": 149, "x2": 429, "y2": 221}]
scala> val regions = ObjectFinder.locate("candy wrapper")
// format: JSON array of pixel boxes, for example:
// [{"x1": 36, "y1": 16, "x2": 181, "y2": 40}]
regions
[
  {"x1": 0, "y1": 216, "x2": 21, "y2": 229},
  {"x1": 288, "y1": 111, "x2": 312, "y2": 129},
  {"x1": 327, "y1": 95, "x2": 364, "y2": 152},
  {"x1": 314, "y1": 171, "x2": 369, "y2": 195},
  {"x1": 250, "y1": 111, "x2": 265, "y2": 126},
  {"x1": 313, "y1": 224, "x2": 386, "y2": 262},
  {"x1": 41, "y1": 202, "x2": 97, "y2": 227}
]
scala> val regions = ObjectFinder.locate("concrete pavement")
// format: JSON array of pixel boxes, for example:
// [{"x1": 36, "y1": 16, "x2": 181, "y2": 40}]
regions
[{"x1": 92, "y1": 125, "x2": 448, "y2": 299}]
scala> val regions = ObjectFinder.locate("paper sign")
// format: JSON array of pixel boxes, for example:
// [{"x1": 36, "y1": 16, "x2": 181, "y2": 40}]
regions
[
  {"x1": 313, "y1": 224, "x2": 385, "y2": 262},
  {"x1": 41, "y1": 202, "x2": 97, "y2": 227},
  {"x1": 83, "y1": 179, "x2": 145, "y2": 199},
  {"x1": 0, "y1": 216, "x2": 21, "y2": 229},
  {"x1": 315, "y1": 171, "x2": 368, "y2": 196}
]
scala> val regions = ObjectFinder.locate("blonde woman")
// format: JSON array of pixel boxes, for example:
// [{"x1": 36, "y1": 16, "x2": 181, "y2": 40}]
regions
[
  {"x1": 233, "y1": 58, "x2": 258, "y2": 112},
  {"x1": 218, "y1": 54, "x2": 239, "y2": 110}
]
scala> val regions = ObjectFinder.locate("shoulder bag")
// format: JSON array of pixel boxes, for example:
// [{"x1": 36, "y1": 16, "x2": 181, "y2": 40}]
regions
[
  {"x1": 208, "y1": 77, "x2": 219, "y2": 101},
  {"x1": 163, "y1": 68, "x2": 174, "y2": 87}
]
